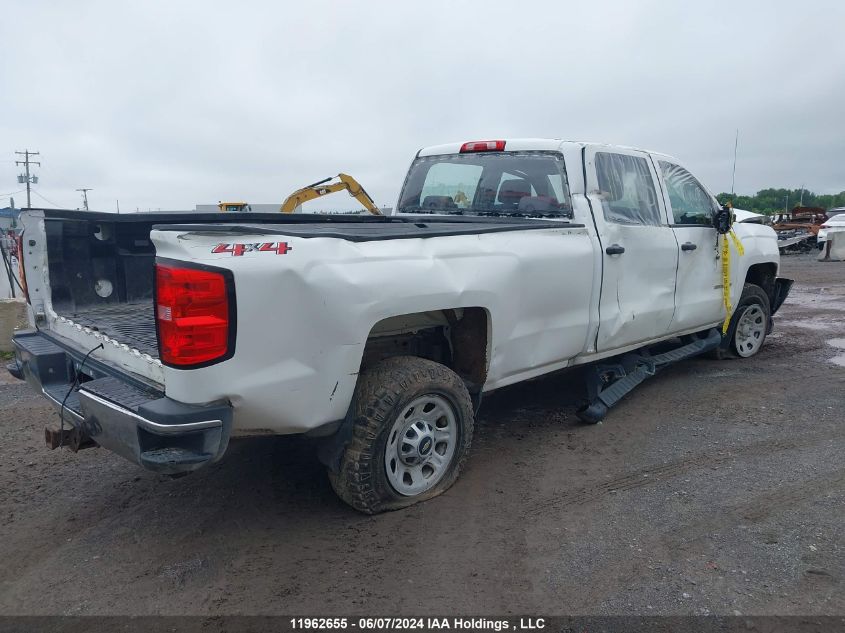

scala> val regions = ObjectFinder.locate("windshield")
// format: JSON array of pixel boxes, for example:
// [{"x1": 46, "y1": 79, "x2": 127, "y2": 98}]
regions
[{"x1": 397, "y1": 152, "x2": 571, "y2": 217}]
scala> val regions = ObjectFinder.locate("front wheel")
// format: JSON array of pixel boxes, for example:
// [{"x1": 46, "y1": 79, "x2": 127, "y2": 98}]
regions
[
  {"x1": 328, "y1": 356, "x2": 474, "y2": 514},
  {"x1": 723, "y1": 283, "x2": 771, "y2": 358}
]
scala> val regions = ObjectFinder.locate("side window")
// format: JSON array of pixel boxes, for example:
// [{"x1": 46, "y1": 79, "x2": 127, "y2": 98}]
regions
[
  {"x1": 659, "y1": 161, "x2": 715, "y2": 225},
  {"x1": 595, "y1": 152, "x2": 662, "y2": 226}
]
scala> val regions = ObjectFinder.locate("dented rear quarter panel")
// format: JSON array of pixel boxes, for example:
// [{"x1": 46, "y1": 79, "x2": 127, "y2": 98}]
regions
[{"x1": 152, "y1": 225, "x2": 596, "y2": 435}]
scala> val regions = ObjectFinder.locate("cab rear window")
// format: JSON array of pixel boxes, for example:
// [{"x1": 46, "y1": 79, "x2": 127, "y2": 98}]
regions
[{"x1": 397, "y1": 152, "x2": 571, "y2": 217}]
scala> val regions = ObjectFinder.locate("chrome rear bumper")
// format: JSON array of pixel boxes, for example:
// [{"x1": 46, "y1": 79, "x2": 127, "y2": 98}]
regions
[{"x1": 10, "y1": 330, "x2": 232, "y2": 474}]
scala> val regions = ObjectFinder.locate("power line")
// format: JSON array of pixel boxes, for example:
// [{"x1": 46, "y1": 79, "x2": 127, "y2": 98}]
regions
[
  {"x1": 14, "y1": 150, "x2": 41, "y2": 208},
  {"x1": 32, "y1": 189, "x2": 62, "y2": 208}
]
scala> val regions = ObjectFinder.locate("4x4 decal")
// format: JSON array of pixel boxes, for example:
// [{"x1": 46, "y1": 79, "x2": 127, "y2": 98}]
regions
[{"x1": 212, "y1": 242, "x2": 293, "y2": 256}]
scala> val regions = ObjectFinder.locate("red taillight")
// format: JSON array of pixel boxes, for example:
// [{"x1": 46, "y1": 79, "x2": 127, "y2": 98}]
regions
[
  {"x1": 155, "y1": 262, "x2": 234, "y2": 367},
  {"x1": 459, "y1": 140, "x2": 506, "y2": 153}
]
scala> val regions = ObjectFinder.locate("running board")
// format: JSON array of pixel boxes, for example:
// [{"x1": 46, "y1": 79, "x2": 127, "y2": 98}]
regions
[{"x1": 576, "y1": 328, "x2": 722, "y2": 424}]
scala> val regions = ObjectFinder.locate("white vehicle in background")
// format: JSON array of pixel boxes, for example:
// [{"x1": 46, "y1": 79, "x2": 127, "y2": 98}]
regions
[
  {"x1": 10, "y1": 139, "x2": 791, "y2": 513},
  {"x1": 819, "y1": 207, "x2": 845, "y2": 243},
  {"x1": 732, "y1": 208, "x2": 767, "y2": 224},
  {"x1": 818, "y1": 210, "x2": 845, "y2": 259}
]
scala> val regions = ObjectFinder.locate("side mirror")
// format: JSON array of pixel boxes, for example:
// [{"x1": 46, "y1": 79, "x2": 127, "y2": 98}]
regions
[{"x1": 712, "y1": 206, "x2": 733, "y2": 234}]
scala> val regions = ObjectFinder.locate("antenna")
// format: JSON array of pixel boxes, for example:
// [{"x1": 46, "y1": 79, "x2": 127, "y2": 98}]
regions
[{"x1": 730, "y1": 129, "x2": 739, "y2": 198}]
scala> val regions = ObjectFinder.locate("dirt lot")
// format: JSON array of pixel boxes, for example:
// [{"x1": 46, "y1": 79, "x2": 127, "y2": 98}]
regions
[{"x1": 0, "y1": 253, "x2": 842, "y2": 616}]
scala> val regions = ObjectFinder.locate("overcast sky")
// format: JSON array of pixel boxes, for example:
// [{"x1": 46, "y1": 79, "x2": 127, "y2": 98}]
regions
[{"x1": 2, "y1": 0, "x2": 844, "y2": 212}]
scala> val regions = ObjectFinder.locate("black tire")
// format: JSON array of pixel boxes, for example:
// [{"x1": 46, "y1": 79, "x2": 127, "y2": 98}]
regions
[
  {"x1": 328, "y1": 356, "x2": 474, "y2": 514},
  {"x1": 712, "y1": 283, "x2": 771, "y2": 359}
]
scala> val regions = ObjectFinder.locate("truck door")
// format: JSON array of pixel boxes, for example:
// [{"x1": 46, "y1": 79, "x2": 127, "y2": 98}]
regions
[
  {"x1": 585, "y1": 148, "x2": 678, "y2": 351},
  {"x1": 654, "y1": 159, "x2": 724, "y2": 331}
]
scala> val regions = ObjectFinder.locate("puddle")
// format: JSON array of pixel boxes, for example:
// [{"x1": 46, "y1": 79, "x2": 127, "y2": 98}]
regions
[
  {"x1": 776, "y1": 319, "x2": 834, "y2": 330},
  {"x1": 827, "y1": 338, "x2": 845, "y2": 368},
  {"x1": 779, "y1": 318, "x2": 842, "y2": 331},
  {"x1": 785, "y1": 288, "x2": 845, "y2": 313}
]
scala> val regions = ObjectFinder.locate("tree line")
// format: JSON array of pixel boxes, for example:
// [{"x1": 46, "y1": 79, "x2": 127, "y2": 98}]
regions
[{"x1": 716, "y1": 189, "x2": 845, "y2": 214}]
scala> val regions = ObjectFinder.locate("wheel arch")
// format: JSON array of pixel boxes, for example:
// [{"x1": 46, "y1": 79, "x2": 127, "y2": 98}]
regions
[
  {"x1": 744, "y1": 262, "x2": 777, "y2": 304},
  {"x1": 360, "y1": 306, "x2": 491, "y2": 394}
]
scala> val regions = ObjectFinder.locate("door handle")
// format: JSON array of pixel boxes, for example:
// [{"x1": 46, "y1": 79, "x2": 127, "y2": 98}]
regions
[
  {"x1": 681, "y1": 242, "x2": 697, "y2": 251},
  {"x1": 605, "y1": 244, "x2": 625, "y2": 255}
]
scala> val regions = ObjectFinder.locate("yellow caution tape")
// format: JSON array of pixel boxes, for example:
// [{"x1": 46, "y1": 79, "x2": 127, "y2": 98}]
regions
[
  {"x1": 729, "y1": 229, "x2": 745, "y2": 256},
  {"x1": 721, "y1": 228, "x2": 745, "y2": 334}
]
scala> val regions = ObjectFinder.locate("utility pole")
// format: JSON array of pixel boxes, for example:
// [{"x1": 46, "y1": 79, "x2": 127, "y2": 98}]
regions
[
  {"x1": 76, "y1": 188, "x2": 92, "y2": 211},
  {"x1": 799, "y1": 184, "x2": 804, "y2": 206},
  {"x1": 15, "y1": 150, "x2": 41, "y2": 209}
]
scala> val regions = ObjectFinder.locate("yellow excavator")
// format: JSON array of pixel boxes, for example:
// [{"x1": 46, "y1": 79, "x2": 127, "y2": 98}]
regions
[
  {"x1": 218, "y1": 202, "x2": 251, "y2": 213},
  {"x1": 280, "y1": 173, "x2": 381, "y2": 215}
]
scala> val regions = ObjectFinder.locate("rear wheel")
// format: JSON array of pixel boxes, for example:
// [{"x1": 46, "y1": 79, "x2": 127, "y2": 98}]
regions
[{"x1": 328, "y1": 356, "x2": 474, "y2": 514}]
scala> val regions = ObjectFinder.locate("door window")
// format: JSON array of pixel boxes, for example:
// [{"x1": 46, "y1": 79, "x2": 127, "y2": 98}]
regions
[
  {"x1": 659, "y1": 161, "x2": 715, "y2": 225},
  {"x1": 595, "y1": 152, "x2": 662, "y2": 226}
]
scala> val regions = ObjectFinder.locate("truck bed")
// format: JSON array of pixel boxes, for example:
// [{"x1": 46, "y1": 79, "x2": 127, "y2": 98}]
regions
[
  {"x1": 34, "y1": 209, "x2": 582, "y2": 369},
  {"x1": 66, "y1": 302, "x2": 158, "y2": 357},
  {"x1": 152, "y1": 217, "x2": 579, "y2": 242}
]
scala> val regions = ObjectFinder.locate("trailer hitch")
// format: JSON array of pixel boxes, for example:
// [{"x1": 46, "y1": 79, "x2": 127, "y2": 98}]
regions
[{"x1": 44, "y1": 425, "x2": 97, "y2": 452}]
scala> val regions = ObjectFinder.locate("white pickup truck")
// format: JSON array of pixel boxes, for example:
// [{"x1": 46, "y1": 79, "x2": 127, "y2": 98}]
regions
[{"x1": 10, "y1": 139, "x2": 792, "y2": 513}]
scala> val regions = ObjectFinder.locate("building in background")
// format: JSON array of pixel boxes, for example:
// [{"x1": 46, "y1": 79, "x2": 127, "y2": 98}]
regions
[
  {"x1": 196, "y1": 203, "x2": 279, "y2": 213},
  {"x1": 0, "y1": 207, "x2": 21, "y2": 231}
]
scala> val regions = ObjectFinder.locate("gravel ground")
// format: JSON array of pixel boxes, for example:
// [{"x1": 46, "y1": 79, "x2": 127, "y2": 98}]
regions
[{"x1": 0, "y1": 253, "x2": 842, "y2": 616}]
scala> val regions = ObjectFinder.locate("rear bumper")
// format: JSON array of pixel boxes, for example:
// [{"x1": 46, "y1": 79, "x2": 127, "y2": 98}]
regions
[{"x1": 10, "y1": 330, "x2": 232, "y2": 474}]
